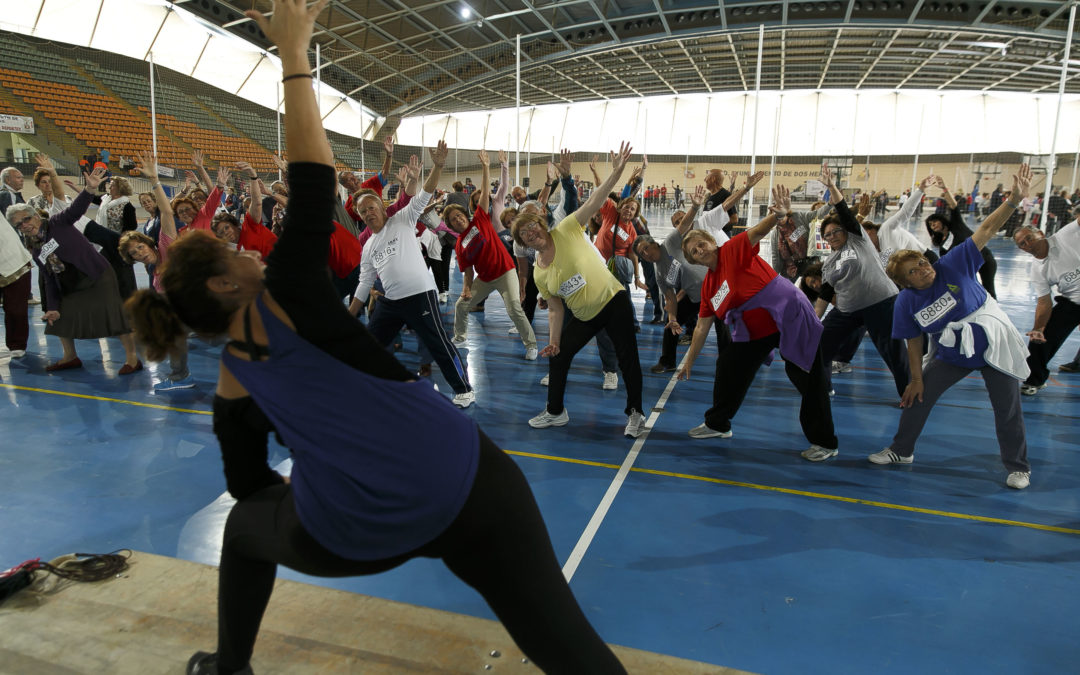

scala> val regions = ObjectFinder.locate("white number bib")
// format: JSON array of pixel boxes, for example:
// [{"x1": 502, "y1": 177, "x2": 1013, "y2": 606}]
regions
[
  {"x1": 460, "y1": 228, "x2": 480, "y2": 250},
  {"x1": 789, "y1": 225, "x2": 807, "y2": 242},
  {"x1": 372, "y1": 236, "x2": 399, "y2": 268},
  {"x1": 39, "y1": 238, "x2": 59, "y2": 265},
  {"x1": 664, "y1": 259, "x2": 682, "y2": 286},
  {"x1": 710, "y1": 280, "x2": 730, "y2": 312},
  {"x1": 616, "y1": 226, "x2": 630, "y2": 241},
  {"x1": 559, "y1": 273, "x2": 587, "y2": 297},
  {"x1": 914, "y1": 290, "x2": 958, "y2": 328},
  {"x1": 834, "y1": 248, "x2": 857, "y2": 272}
]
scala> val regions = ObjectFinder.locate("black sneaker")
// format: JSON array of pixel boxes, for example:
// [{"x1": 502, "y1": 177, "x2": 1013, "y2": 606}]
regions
[
  {"x1": 649, "y1": 362, "x2": 676, "y2": 374},
  {"x1": 187, "y1": 652, "x2": 253, "y2": 675},
  {"x1": 1059, "y1": 361, "x2": 1080, "y2": 373}
]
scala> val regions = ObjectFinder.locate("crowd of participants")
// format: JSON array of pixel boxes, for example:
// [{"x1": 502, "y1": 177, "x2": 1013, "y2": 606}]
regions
[
  {"x1": 0, "y1": 1, "x2": 1077, "y2": 671},
  {"x1": 0, "y1": 120, "x2": 1078, "y2": 466}
]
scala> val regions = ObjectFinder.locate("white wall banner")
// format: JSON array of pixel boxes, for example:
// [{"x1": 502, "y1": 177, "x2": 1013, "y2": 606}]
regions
[{"x1": 0, "y1": 114, "x2": 34, "y2": 134}]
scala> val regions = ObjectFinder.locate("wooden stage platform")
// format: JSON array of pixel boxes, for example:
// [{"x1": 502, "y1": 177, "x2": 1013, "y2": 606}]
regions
[{"x1": 0, "y1": 552, "x2": 752, "y2": 674}]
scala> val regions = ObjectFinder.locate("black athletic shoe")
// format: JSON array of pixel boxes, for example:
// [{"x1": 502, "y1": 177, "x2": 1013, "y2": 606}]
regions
[
  {"x1": 187, "y1": 652, "x2": 254, "y2": 675},
  {"x1": 650, "y1": 362, "x2": 676, "y2": 374}
]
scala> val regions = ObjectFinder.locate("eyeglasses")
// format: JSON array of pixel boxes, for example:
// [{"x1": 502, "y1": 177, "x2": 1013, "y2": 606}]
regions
[
  {"x1": 14, "y1": 215, "x2": 34, "y2": 228},
  {"x1": 822, "y1": 229, "x2": 844, "y2": 239}
]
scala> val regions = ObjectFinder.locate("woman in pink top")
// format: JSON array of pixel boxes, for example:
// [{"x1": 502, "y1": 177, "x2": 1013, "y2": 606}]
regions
[{"x1": 119, "y1": 152, "x2": 196, "y2": 392}]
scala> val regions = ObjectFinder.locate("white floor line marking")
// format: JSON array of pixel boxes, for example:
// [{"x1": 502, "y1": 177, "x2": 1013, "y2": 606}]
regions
[{"x1": 561, "y1": 350, "x2": 691, "y2": 582}]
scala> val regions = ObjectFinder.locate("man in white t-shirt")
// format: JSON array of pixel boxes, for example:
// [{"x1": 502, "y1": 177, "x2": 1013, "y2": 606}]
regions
[
  {"x1": 1013, "y1": 219, "x2": 1080, "y2": 394},
  {"x1": 348, "y1": 143, "x2": 475, "y2": 408}
]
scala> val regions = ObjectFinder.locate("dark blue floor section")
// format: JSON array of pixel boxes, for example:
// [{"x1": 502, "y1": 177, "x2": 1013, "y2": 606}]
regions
[{"x1": 1, "y1": 215, "x2": 1078, "y2": 674}]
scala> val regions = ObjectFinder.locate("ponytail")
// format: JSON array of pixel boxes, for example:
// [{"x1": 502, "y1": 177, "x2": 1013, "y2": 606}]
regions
[{"x1": 125, "y1": 290, "x2": 185, "y2": 362}]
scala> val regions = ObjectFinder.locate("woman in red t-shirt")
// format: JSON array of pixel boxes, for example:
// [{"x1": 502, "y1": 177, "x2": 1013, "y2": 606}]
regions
[
  {"x1": 445, "y1": 150, "x2": 538, "y2": 360},
  {"x1": 677, "y1": 185, "x2": 839, "y2": 463}
]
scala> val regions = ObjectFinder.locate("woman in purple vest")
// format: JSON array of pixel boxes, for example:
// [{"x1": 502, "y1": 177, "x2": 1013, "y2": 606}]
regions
[
  {"x1": 124, "y1": 3, "x2": 624, "y2": 674},
  {"x1": 6, "y1": 160, "x2": 142, "y2": 374}
]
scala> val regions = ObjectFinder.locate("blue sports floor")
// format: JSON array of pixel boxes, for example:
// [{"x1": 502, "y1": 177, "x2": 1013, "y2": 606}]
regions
[{"x1": 2, "y1": 213, "x2": 1078, "y2": 674}]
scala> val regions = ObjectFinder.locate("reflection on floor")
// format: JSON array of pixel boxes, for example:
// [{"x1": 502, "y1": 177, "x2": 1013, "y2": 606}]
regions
[{"x1": 1, "y1": 213, "x2": 1077, "y2": 674}]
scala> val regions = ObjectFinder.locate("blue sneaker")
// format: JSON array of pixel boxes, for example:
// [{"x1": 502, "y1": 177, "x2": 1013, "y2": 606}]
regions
[{"x1": 155, "y1": 375, "x2": 196, "y2": 392}]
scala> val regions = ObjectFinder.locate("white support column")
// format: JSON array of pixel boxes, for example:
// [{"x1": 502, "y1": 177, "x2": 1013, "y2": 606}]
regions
[
  {"x1": 276, "y1": 81, "x2": 282, "y2": 180},
  {"x1": 748, "y1": 24, "x2": 764, "y2": 220},
  {"x1": 315, "y1": 44, "x2": 321, "y2": 118},
  {"x1": 1041, "y1": 1, "x2": 1077, "y2": 229},
  {"x1": 515, "y1": 34, "x2": 521, "y2": 188},
  {"x1": 148, "y1": 53, "x2": 158, "y2": 159}
]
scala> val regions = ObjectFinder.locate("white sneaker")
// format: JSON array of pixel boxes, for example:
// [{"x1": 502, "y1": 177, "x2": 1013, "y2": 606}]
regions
[
  {"x1": 624, "y1": 410, "x2": 646, "y2": 438},
  {"x1": 602, "y1": 371, "x2": 618, "y2": 390},
  {"x1": 508, "y1": 326, "x2": 519, "y2": 335},
  {"x1": 9, "y1": 349, "x2": 25, "y2": 358},
  {"x1": 1006, "y1": 471, "x2": 1030, "y2": 489},
  {"x1": 438, "y1": 291, "x2": 449, "y2": 303},
  {"x1": 831, "y1": 361, "x2": 852, "y2": 374},
  {"x1": 452, "y1": 335, "x2": 467, "y2": 346},
  {"x1": 868, "y1": 448, "x2": 913, "y2": 465},
  {"x1": 801, "y1": 445, "x2": 839, "y2": 462},
  {"x1": 452, "y1": 391, "x2": 475, "y2": 408},
  {"x1": 28, "y1": 297, "x2": 40, "y2": 306},
  {"x1": 688, "y1": 423, "x2": 732, "y2": 439},
  {"x1": 529, "y1": 407, "x2": 569, "y2": 428},
  {"x1": 525, "y1": 347, "x2": 538, "y2": 361},
  {"x1": 540, "y1": 373, "x2": 549, "y2": 386},
  {"x1": 1020, "y1": 383, "x2": 1046, "y2": 396}
]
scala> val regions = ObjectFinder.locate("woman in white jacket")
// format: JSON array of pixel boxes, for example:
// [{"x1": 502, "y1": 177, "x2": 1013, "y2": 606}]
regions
[{"x1": 870, "y1": 165, "x2": 1034, "y2": 490}]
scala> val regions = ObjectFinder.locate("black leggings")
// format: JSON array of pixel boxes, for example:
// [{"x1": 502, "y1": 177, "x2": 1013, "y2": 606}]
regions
[
  {"x1": 547, "y1": 291, "x2": 643, "y2": 416},
  {"x1": 704, "y1": 331, "x2": 838, "y2": 449},
  {"x1": 215, "y1": 432, "x2": 625, "y2": 674}
]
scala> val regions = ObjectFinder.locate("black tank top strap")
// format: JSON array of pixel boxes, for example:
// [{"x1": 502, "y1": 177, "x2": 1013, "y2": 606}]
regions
[{"x1": 226, "y1": 304, "x2": 271, "y2": 361}]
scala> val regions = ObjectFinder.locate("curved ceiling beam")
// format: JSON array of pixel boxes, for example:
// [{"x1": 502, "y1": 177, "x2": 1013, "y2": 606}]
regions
[{"x1": 389, "y1": 17, "x2": 1078, "y2": 117}]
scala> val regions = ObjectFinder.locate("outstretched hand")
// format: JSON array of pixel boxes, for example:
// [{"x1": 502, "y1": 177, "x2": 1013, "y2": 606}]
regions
[
  {"x1": 769, "y1": 184, "x2": 791, "y2": 217},
  {"x1": 383, "y1": 135, "x2": 394, "y2": 156},
  {"x1": 1012, "y1": 163, "x2": 1032, "y2": 201},
  {"x1": 608, "y1": 141, "x2": 633, "y2": 173},
  {"x1": 83, "y1": 166, "x2": 107, "y2": 191},
  {"x1": 428, "y1": 140, "x2": 448, "y2": 167},
  {"x1": 405, "y1": 154, "x2": 421, "y2": 181},
  {"x1": 216, "y1": 165, "x2": 232, "y2": 188},
  {"x1": 235, "y1": 161, "x2": 258, "y2": 179},
  {"x1": 558, "y1": 148, "x2": 572, "y2": 177},
  {"x1": 690, "y1": 184, "x2": 706, "y2": 206},
  {"x1": 135, "y1": 151, "x2": 158, "y2": 180},
  {"x1": 245, "y1": 0, "x2": 329, "y2": 54},
  {"x1": 478, "y1": 149, "x2": 489, "y2": 166},
  {"x1": 819, "y1": 163, "x2": 834, "y2": 188},
  {"x1": 745, "y1": 170, "x2": 765, "y2": 189},
  {"x1": 498, "y1": 149, "x2": 507, "y2": 165},
  {"x1": 35, "y1": 153, "x2": 57, "y2": 174}
]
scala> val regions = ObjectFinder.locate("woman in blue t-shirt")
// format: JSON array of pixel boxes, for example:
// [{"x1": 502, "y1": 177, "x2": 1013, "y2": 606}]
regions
[
  {"x1": 123, "y1": 4, "x2": 626, "y2": 674},
  {"x1": 871, "y1": 165, "x2": 1034, "y2": 490}
]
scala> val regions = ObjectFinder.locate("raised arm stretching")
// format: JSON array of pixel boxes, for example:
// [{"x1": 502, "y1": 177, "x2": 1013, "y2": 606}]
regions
[
  {"x1": 572, "y1": 142, "x2": 632, "y2": 226},
  {"x1": 971, "y1": 164, "x2": 1031, "y2": 251},
  {"x1": 136, "y1": 151, "x2": 176, "y2": 241}
]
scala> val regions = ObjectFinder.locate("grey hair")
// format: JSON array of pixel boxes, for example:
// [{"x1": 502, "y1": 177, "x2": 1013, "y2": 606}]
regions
[
  {"x1": 0, "y1": 167, "x2": 19, "y2": 186},
  {"x1": 5, "y1": 203, "x2": 35, "y2": 224},
  {"x1": 632, "y1": 233, "x2": 656, "y2": 256},
  {"x1": 519, "y1": 199, "x2": 544, "y2": 214}
]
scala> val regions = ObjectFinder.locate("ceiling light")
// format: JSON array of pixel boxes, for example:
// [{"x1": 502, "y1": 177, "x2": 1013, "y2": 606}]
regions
[{"x1": 460, "y1": 6, "x2": 472, "y2": 19}]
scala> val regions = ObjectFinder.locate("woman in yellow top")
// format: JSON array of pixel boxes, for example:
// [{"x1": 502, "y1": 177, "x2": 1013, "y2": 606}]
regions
[{"x1": 511, "y1": 142, "x2": 646, "y2": 438}]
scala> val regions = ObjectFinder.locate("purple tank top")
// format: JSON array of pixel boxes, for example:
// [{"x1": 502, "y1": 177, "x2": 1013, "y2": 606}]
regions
[{"x1": 222, "y1": 295, "x2": 479, "y2": 560}]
